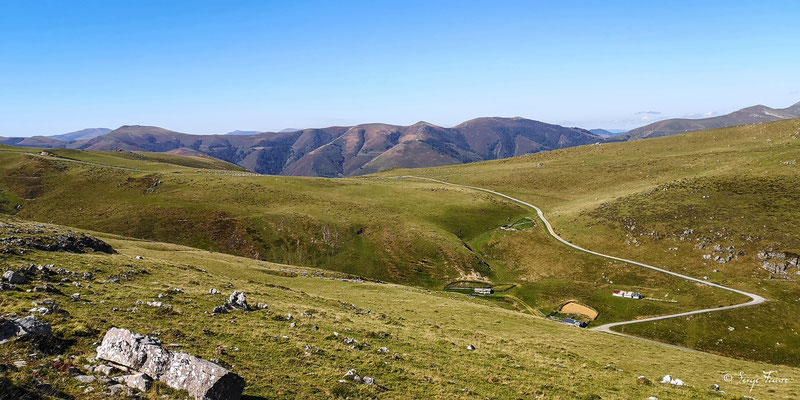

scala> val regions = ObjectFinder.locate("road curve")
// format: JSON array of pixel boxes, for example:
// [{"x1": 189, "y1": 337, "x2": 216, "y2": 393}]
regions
[{"x1": 395, "y1": 176, "x2": 766, "y2": 347}]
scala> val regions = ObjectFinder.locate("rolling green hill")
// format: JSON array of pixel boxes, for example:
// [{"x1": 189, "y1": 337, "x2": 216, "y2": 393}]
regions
[
  {"x1": 0, "y1": 145, "x2": 740, "y2": 330},
  {"x1": 2, "y1": 216, "x2": 798, "y2": 399},
  {"x1": 2, "y1": 119, "x2": 799, "y2": 369},
  {"x1": 381, "y1": 118, "x2": 800, "y2": 365}
]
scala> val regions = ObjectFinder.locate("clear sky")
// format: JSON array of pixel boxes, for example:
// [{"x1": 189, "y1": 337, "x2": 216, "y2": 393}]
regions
[{"x1": 1, "y1": 1, "x2": 799, "y2": 136}]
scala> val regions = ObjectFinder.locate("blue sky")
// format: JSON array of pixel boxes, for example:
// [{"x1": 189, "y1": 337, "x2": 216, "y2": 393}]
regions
[{"x1": 1, "y1": 1, "x2": 799, "y2": 136}]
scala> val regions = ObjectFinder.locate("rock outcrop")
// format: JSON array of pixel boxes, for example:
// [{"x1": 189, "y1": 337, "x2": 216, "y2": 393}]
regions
[
  {"x1": 0, "y1": 315, "x2": 58, "y2": 352},
  {"x1": 227, "y1": 291, "x2": 250, "y2": 310},
  {"x1": 0, "y1": 233, "x2": 115, "y2": 254},
  {"x1": 2, "y1": 270, "x2": 26, "y2": 284},
  {"x1": 758, "y1": 249, "x2": 800, "y2": 275},
  {"x1": 96, "y1": 327, "x2": 245, "y2": 400}
]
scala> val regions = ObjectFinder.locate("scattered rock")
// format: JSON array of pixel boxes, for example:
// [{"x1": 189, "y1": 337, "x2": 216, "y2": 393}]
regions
[
  {"x1": 342, "y1": 337, "x2": 357, "y2": 345},
  {"x1": 467, "y1": 344, "x2": 475, "y2": 351},
  {"x1": 72, "y1": 293, "x2": 81, "y2": 301},
  {"x1": 117, "y1": 372, "x2": 153, "y2": 392},
  {"x1": 75, "y1": 375, "x2": 96, "y2": 383},
  {"x1": 2, "y1": 270, "x2": 26, "y2": 284},
  {"x1": 661, "y1": 374, "x2": 685, "y2": 386},
  {"x1": 96, "y1": 327, "x2": 245, "y2": 400},
  {"x1": 28, "y1": 307, "x2": 54, "y2": 315},
  {"x1": 15, "y1": 315, "x2": 52, "y2": 337},
  {"x1": 209, "y1": 288, "x2": 221, "y2": 295},
  {"x1": 6, "y1": 233, "x2": 116, "y2": 254},
  {"x1": 225, "y1": 291, "x2": 250, "y2": 311},
  {"x1": 108, "y1": 383, "x2": 133, "y2": 397},
  {"x1": 94, "y1": 364, "x2": 117, "y2": 376}
]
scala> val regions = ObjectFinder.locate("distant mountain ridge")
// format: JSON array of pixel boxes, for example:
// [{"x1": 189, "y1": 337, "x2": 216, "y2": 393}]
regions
[
  {"x1": 0, "y1": 128, "x2": 111, "y2": 148},
  {"x1": 50, "y1": 128, "x2": 112, "y2": 141},
  {"x1": 224, "y1": 130, "x2": 261, "y2": 135},
  {"x1": 3, "y1": 100, "x2": 798, "y2": 176},
  {"x1": 1, "y1": 118, "x2": 600, "y2": 177},
  {"x1": 619, "y1": 101, "x2": 800, "y2": 140}
]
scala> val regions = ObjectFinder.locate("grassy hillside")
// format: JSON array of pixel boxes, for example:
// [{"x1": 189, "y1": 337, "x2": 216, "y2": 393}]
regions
[
  {"x1": 12, "y1": 147, "x2": 252, "y2": 172},
  {"x1": 4, "y1": 120, "x2": 799, "y2": 367},
  {"x1": 0, "y1": 145, "x2": 525, "y2": 288},
  {"x1": 380, "y1": 118, "x2": 800, "y2": 365},
  {"x1": 2, "y1": 216, "x2": 798, "y2": 399},
  {"x1": 0, "y1": 145, "x2": 739, "y2": 330}
]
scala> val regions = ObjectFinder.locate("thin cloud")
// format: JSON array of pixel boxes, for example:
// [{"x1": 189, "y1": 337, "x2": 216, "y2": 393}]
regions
[{"x1": 635, "y1": 111, "x2": 661, "y2": 115}]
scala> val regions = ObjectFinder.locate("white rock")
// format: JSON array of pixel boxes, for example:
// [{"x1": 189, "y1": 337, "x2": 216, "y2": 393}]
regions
[
  {"x1": 75, "y1": 375, "x2": 96, "y2": 383},
  {"x1": 94, "y1": 364, "x2": 117, "y2": 376}
]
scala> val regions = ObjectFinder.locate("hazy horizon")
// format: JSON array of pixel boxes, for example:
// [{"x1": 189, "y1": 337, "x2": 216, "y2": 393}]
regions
[{"x1": 2, "y1": 1, "x2": 799, "y2": 137}]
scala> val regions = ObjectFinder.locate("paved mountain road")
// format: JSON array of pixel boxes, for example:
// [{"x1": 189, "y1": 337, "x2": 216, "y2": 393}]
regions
[{"x1": 395, "y1": 176, "x2": 766, "y2": 350}]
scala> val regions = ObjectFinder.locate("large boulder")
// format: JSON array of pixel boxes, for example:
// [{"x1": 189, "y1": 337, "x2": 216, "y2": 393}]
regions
[
  {"x1": 0, "y1": 316, "x2": 58, "y2": 351},
  {"x1": 96, "y1": 328, "x2": 244, "y2": 400},
  {"x1": 14, "y1": 316, "x2": 52, "y2": 337},
  {"x1": 0, "y1": 320, "x2": 20, "y2": 344},
  {"x1": 2, "y1": 270, "x2": 26, "y2": 284},
  {"x1": 163, "y1": 352, "x2": 246, "y2": 400}
]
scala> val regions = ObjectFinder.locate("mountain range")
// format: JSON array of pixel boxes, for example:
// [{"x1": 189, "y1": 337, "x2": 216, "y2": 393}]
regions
[
  {"x1": 619, "y1": 101, "x2": 800, "y2": 140},
  {"x1": 1, "y1": 118, "x2": 601, "y2": 177},
  {"x1": 2, "y1": 101, "x2": 798, "y2": 176}
]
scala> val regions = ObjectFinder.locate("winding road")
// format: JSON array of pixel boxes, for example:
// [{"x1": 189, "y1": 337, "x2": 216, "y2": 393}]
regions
[
  {"x1": 2, "y1": 147, "x2": 767, "y2": 350},
  {"x1": 396, "y1": 176, "x2": 766, "y2": 349}
]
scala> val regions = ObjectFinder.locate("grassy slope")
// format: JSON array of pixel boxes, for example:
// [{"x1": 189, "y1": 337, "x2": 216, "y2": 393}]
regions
[
  {"x1": 0, "y1": 145, "x2": 738, "y2": 327},
  {"x1": 8, "y1": 146, "x2": 251, "y2": 172},
  {"x1": 0, "y1": 146, "x2": 524, "y2": 288},
  {"x1": 1, "y1": 216, "x2": 798, "y2": 399},
  {"x1": 380, "y1": 118, "x2": 800, "y2": 365}
]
